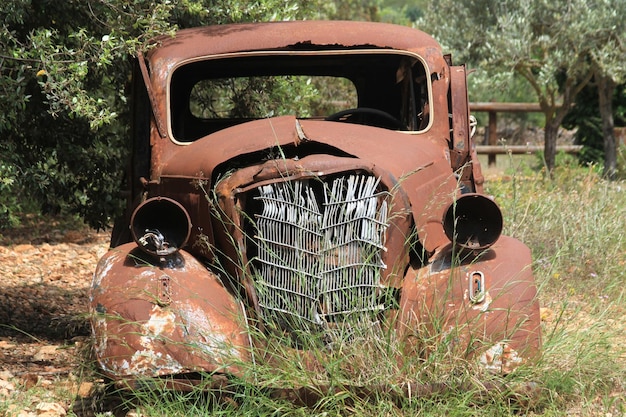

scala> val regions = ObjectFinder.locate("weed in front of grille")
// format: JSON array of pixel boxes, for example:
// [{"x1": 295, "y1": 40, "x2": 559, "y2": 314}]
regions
[{"x1": 112, "y1": 165, "x2": 625, "y2": 416}]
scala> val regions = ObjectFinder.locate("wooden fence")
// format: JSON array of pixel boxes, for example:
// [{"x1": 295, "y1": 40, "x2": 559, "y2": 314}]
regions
[{"x1": 469, "y1": 102, "x2": 582, "y2": 166}]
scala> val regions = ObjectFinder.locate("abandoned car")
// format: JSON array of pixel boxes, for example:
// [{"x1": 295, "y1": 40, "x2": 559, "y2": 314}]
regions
[{"x1": 90, "y1": 20, "x2": 542, "y2": 390}]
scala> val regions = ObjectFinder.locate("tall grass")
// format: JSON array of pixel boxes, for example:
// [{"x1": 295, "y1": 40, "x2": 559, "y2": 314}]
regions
[
  {"x1": 101, "y1": 164, "x2": 626, "y2": 417},
  {"x1": 486, "y1": 161, "x2": 626, "y2": 416}
]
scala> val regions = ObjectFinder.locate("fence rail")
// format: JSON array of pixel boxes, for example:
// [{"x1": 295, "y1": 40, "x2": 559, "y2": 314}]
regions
[
  {"x1": 470, "y1": 102, "x2": 543, "y2": 112},
  {"x1": 475, "y1": 145, "x2": 582, "y2": 155},
  {"x1": 468, "y1": 102, "x2": 581, "y2": 165}
]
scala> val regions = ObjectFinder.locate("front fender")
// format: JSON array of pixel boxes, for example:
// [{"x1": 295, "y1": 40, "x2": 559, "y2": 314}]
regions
[
  {"x1": 399, "y1": 235, "x2": 541, "y2": 373},
  {"x1": 90, "y1": 242, "x2": 251, "y2": 381}
]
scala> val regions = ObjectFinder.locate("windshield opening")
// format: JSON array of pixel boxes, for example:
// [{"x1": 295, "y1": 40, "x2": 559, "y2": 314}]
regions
[
  {"x1": 169, "y1": 51, "x2": 431, "y2": 142},
  {"x1": 189, "y1": 75, "x2": 357, "y2": 120}
]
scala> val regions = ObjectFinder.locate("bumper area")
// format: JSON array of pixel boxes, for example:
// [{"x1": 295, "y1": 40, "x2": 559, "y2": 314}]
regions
[{"x1": 90, "y1": 235, "x2": 541, "y2": 387}]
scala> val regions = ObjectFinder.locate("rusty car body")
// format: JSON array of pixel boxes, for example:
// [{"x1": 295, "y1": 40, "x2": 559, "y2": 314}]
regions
[{"x1": 90, "y1": 20, "x2": 541, "y2": 391}]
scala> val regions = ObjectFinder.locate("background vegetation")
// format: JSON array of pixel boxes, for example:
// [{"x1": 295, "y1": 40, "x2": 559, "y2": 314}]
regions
[
  {"x1": 1, "y1": 0, "x2": 624, "y2": 229},
  {"x1": 1, "y1": 1, "x2": 625, "y2": 415},
  {"x1": 419, "y1": 0, "x2": 626, "y2": 175}
]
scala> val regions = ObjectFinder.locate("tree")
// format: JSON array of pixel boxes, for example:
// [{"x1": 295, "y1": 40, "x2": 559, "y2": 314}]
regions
[
  {"x1": 1, "y1": 1, "x2": 179, "y2": 228},
  {"x1": 419, "y1": 0, "x2": 626, "y2": 173},
  {"x1": 564, "y1": 82, "x2": 626, "y2": 173},
  {"x1": 583, "y1": 3, "x2": 626, "y2": 178},
  {"x1": 0, "y1": 0, "x2": 327, "y2": 229}
]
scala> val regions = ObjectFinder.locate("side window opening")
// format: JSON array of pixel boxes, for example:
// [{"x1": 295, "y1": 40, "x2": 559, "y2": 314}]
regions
[{"x1": 397, "y1": 58, "x2": 430, "y2": 131}]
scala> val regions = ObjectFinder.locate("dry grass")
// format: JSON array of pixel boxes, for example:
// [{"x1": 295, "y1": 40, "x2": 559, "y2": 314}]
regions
[
  {"x1": 122, "y1": 162, "x2": 626, "y2": 416},
  {"x1": 3, "y1": 158, "x2": 624, "y2": 416}
]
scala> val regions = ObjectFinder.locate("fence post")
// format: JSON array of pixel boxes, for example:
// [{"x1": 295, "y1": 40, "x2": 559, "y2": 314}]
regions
[
  {"x1": 471, "y1": 102, "x2": 548, "y2": 167},
  {"x1": 487, "y1": 110, "x2": 497, "y2": 167}
]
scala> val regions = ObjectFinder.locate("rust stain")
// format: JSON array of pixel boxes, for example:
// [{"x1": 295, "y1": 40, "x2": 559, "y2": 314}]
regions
[
  {"x1": 90, "y1": 20, "x2": 542, "y2": 394},
  {"x1": 479, "y1": 343, "x2": 524, "y2": 374}
]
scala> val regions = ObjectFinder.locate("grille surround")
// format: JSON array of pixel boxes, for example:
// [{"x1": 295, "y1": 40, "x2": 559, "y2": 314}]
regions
[{"x1": 250, "y1": 174, "x2": 389, "y2": 336}]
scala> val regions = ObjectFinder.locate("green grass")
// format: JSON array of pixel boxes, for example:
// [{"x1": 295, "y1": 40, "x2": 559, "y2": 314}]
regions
[
  {"x1": 484, "y1": 159, "x2": 626, "y2": 416},
  {"x1": 107, "y1": 162, "x2": 625, "y2": 416},
  {"x1": 5, "y1": 160, "x2": 624, "y2": 416}
]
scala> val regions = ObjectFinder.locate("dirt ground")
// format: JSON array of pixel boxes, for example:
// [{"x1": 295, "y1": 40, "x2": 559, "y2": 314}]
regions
[{"x1": 0, "y1": 215, "x2": 112, "y2": 416}]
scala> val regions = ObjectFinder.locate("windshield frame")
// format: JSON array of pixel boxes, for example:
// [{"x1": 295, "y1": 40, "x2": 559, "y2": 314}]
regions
[{"x1": 166, "y1": 49, "x2": 434, "y2": 145}]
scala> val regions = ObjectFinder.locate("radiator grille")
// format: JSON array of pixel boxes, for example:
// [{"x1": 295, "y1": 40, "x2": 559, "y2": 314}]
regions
[{"x1": 251, "y1": 174, "x2": 389, "y2": 336}]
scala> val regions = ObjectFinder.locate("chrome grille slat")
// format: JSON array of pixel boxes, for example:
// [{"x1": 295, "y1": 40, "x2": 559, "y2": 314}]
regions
[{"x1": 252, "y1": 174, "x2": 388, "y2": 334}]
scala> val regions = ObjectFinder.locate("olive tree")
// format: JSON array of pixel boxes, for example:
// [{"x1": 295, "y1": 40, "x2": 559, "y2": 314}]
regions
[
  {"x1": 420, "y1": 0, "x2": 626, "y2": 173},
  {"x1": 0, "y1": 0, "x2": 326, "y2": 228},
  {"x1": 584, "y1": 4, "x2": 626, "y2": 178}
]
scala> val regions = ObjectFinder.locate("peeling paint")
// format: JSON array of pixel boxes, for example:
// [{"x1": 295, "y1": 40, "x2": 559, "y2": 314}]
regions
[
  {"x1": 92, "y1": 252, "x2": 119, "y2": 289},
  {"x1": 139, "y1": 269, "x2": 157, "y2": 278},
  {"x1": 472, "y1": 291, "x2": 492, "y2": 312},
  {"x1": 178, "y1": 304, "x2": 242, "y2": 362},
  {"x1": 128, "y1": 349, "x2": 184, "y2": 376},
  {"x1": 144, "y1": 305, "x2": 177, "y2": 336},
  {"x1": 479, "y1": 342, "x2": 524, "y2": 373},
  {"x1": 92, "y1": 316, "x2": 109, "y2": 360},
  {"x1": 90, "y1": 243, "x2": 251, "y2": 380},
  {"x1": 91, "y1": 20, "x2": 542, "y2": 391}
]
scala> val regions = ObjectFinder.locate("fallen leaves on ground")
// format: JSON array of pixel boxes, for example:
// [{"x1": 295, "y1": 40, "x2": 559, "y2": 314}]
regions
[{"x1": 0, "y1": 215, "x2": 111, "y2": 416}]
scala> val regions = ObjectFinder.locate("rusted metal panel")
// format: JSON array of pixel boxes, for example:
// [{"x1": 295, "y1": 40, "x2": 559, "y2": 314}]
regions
[
  {"x1": 161, "y1": 117, "x2": 457, "y2": 253},
  {"x1": 92, "y1": 20, "x2": 542, "y2": 395},
  {"x1": 91, "y1": 243, "x2": 251, "y2": 381},
  {"x1": 136, "y1": 51, "x2": 167, "y2": 138},
  {"x1": 147, "y1": 21, "x2": 444, "y2": 68},
  {"x1": 449, "y1": 66, "x2": 471, "y2": 170},
  {"x1": 144, "y1": 23, "x2": 454, "y2": 172},
  {"x1": 449, "y1": 65, "x2": 485, "y2": 193},
  {"x1": 398, "y1": 235, "x2": 542, "y2": 370}
]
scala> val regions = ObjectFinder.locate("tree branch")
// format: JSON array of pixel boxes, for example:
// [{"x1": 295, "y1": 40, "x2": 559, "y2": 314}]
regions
[{"x1": 0, "y1": 54, "x2": 74, "y2": 64}]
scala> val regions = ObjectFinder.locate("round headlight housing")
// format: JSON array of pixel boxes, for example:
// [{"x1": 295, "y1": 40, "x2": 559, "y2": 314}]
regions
[
  {"x1": 130, "y1": 197, "x2": 191, "y2": 256},
  {"x1": 443, "y1": 193, "x2": 502, "y2": 250}
]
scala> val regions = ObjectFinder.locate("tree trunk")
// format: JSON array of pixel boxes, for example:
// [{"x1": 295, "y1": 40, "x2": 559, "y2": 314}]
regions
[
  {"x1": 597, "y1": 74, "x2": 617, "y2": 179},
  {"x1": 539, "y1": 81, "x2": 579, "y2": 173},
  {"x1": 543, "y1": 117, "x2": 560, "y2": 172}
]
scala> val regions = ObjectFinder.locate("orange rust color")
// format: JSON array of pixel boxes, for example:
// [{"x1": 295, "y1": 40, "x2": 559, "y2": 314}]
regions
[{"x1": 92, "y1": 20, "x2": 542, "y2": 391}]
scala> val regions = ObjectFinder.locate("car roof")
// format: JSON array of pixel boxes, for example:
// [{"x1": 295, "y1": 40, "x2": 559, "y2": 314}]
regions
[{"x1": 146, "y1": 20, "x2": 443, "y2": 67}]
